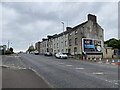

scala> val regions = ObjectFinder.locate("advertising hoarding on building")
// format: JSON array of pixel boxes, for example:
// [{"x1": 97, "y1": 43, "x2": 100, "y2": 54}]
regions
[{"x1": 82, "y1": 38, "x2": 103, "y2": 53}]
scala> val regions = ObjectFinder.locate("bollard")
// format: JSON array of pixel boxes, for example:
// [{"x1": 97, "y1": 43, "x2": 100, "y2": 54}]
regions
[
  {"x1": 106, "y1": 58, "x2": 109, "y2": 64},
  {"x1": 111, "y1": 58, "x2": 115, "y2": 65},
  {"x1": 98, "y1": 58, "x2": 102, "y2": 63}
]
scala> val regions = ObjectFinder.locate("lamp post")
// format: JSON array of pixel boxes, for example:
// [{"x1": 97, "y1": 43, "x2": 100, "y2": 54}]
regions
[
  {"x1": 61, "y1": 22, "x2": 64, "y2": 53},
  {"x1": 8, "y1": 40, "x2": 10, "y2": 50}
]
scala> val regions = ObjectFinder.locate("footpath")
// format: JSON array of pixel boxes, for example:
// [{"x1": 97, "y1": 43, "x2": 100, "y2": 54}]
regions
[{"x1": 2, "y1": 55, "x2": 51, "y2": 89}]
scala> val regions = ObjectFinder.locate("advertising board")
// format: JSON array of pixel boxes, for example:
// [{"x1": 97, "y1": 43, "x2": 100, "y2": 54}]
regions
[{"x1": 82, "y1": 38, "x2": 103, "y2": 53}]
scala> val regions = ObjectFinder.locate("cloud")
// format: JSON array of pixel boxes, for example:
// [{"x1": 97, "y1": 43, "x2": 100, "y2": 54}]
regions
[{"x1": 1, "y1": 2, "x2": 118, "y2": 52}]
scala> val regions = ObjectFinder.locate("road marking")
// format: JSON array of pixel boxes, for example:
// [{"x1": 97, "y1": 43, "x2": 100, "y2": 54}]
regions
[
  {"x1": 58, "y1": 63, "x2": 64, "y2": 64},
  {"x1": 66, "y1": 65, "x2": 72, "y2": 66},
  {"x1": 14, "y1": 56, "x2": 20, "y2": 58},
  {"x1": 92, "y1": 72, "x2": 104, "y2": 75},
  {"x1": 7, "y1": 56, "x2": 14, "y2": 57},
  {"x1": 115, "y1": 83, "x2": 119, "y2": 85},
  {"x1": 75, "y1": 68, "x2": 84, "y2": 70}
]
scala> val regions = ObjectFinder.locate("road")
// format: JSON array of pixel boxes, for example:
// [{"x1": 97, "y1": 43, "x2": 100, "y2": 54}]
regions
[{"x1": 2, "y1": 54, "x2": 119, "y2": 88}]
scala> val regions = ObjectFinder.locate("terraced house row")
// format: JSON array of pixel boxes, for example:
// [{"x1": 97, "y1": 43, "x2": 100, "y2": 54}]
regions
[{"x1": 35, "y1": 14, "x2": 104, "y2": 58}]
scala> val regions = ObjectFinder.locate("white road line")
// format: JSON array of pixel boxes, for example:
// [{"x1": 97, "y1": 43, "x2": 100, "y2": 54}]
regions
[
  {"x1": 14, "y1": 56, "x2": 20, "y2": 58},
  {"x1": 92, "y1": 72, "x2": 104, "y2": 75},
  {"x1": 66, "y1": 65, "x2": 73, "y2": 66},
  {"x1": 75, "y1": 68, "x2": 84, "y2": 70}
]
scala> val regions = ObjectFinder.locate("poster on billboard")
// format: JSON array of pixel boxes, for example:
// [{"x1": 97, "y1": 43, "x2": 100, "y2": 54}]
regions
[{"x1": 82, "y1": 38, "x2": 103, "y2": 53}]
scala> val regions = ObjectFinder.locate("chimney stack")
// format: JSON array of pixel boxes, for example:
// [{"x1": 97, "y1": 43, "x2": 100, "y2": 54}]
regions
[{"x1": 88, "y1": 14, "x2": 97, "y2": 23}]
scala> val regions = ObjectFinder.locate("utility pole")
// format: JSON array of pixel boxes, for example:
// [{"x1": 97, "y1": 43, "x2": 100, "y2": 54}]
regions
[
  {"x1": 8, "y1": 40, "x2": 9, "y2": 50},
  {"x1": 61, "y1": 22, "x2": 64, "y2": 53}
]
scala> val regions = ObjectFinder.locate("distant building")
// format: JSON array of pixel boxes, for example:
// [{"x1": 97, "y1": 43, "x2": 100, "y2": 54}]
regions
[
  {"x1": 103, "y1": 47, "x2": 113, "y2": 58},
  {"x1": 36, "y1": 14, "x2": 104, "y2": 58},
  {"x1": 0, "y1": 45, "x2": 7, "y2": 55},
  {"x1": 41, "y1": 38, "x2": 48, "y2": 54},
  {"x1": 67, "y1": 14, "x2": 104, "y2": 58},
  {"x1": 47, "y1": 35, "x2": 53, "y2": 54},
  {"x1": 51, "y1": 27, "x2": 71, "y2": 55},
  {"x1": 35, "y1": 41, "x2": 41, "y2": 54}
]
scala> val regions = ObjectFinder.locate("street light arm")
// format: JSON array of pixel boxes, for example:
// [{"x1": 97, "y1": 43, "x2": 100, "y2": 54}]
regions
[{"x1": 61, "y1": 22, "x2": 64, "y2": 24}]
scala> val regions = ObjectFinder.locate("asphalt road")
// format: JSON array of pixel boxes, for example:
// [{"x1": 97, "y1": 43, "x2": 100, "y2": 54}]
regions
[
  {"x1": 2, "y1": 54, "x2": 119, "y2": 88},
  {"x1": 15, "y1": 54, "x2": 119, "y2": 88}
]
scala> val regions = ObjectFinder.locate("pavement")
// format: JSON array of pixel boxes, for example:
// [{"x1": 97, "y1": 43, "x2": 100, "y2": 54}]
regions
[
  {"x1": 2, "y1": 55, "x2": 51, "y2": 88},
  {"x1": 2, "y1": 67, "x2": 50, "y2": 88}
]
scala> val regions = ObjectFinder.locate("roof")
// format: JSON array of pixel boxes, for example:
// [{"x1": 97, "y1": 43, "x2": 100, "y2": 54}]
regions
[
  {"x1": 72, "y1": 21, "x2": 88, "y2": 30},
  {"x1": 48, "y1": 21, "x2": 88, "y2": 39},
  {"x1": 42, "y1": 38, "x2": 48, "y2": 41},
  {"x1": 52, "y1": 34, "x2": 58, "y2": 39},
  {"x1": 41, "y1": 17, "x2": 101, "y2": 40}
]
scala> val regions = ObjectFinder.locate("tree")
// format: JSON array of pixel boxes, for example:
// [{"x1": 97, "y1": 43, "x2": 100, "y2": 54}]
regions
[
  {"x1": 104, "y1": 38, "x2": 120, "y2": 49},
  {"x1": 9, "y1": 47, "x2": 13, "y2": 53},
  {"x1": 27, "y1": 45, "x2": 35, "y2": 53}
]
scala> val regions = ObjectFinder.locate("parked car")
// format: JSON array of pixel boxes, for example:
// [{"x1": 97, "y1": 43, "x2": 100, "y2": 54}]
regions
[
  {"x1": 34, "y1": 50, "x2": 39, "y2": 55},
  {"x1": 44, "y1": 52, "x2": 52, "y2": 56},
  {"x1": 55, "y1": 52, "x2": 68, "y2": 59}
]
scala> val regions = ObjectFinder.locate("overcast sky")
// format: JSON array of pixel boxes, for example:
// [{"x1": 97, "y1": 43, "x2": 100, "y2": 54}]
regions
[{"x1": 0, "y1": 0, "x2": 119, "y2": 52}]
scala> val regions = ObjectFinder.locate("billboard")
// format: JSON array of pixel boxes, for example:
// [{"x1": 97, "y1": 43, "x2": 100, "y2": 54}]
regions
[{"x1": 82, "y1": 38, "x2": 103, "y2": 53}]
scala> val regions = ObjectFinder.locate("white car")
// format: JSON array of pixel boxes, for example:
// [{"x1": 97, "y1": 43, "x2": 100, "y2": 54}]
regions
[
  {"x1": 34, "y1": 50, "x2": 39, "y2": 55},
  {"x1": 55, "y1": 52, "x2": 68, "y2": 59},
  {"x1": 44, "y1": 52, "x2": 52, "y2": 56}
]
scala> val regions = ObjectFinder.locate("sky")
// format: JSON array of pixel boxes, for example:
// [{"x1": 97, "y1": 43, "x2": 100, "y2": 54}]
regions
[{"x1": 0, "y1": 0, "x2": 119, "y2": 52}]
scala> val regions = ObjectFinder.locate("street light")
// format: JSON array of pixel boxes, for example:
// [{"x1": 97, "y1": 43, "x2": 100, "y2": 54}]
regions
[
  {"x1": 8, "y1": 40, "x2": 10, "y2": 50},
  {"x1": 61, "y1": 22, "x2": 64, "y2": 53}
]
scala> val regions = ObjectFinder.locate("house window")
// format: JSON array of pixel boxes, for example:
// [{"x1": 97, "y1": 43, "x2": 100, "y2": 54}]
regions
[
  {"x1": 54, "y1": 50, "x2": 56, "y2": 53},
  {"x1": 75, "y1": 38, "x2": 78, "y2": 45},
  {"x1": 65, "y1": 35, "x2": 67, "y2": 38},
  {"x1": 68, "y1": 49, "x2": 71, "y2": 54},
  {"x1": 61, "y1": 49, "x2": 63, "y2": 52},
  {"x1": 54, "y1": 44, "x2": 55, "y2": 48},
  {"x1": 47, "y1": 48, "x2": 48, "y2": 52},
  {"x1": 47, "y1": 43, "x2": 49, "y2": 47},
  {"x1": 74, "y1": 47, "x2": 77, "y2": 54},
  {"x1": 57, "y1": 43, "x2": 58, "y2": 48},
  {"x1": 87, "y1": 27, "x2": 90, "y2": 30},
  {"x1": 100, "y1": 35, "x2": 103, "y2": 38},
  {"x1": 75, "y1": 30, "x2": 78, "y2": 34},
  {"x1": 66, "y1": 49, "x2": 68, "y2": 52},
  {"x1": 65, "y1": 41, "x2": 67, "y2": 46},
  {"x1": 106, "y1": 49, "x2": 107, "y2": 54},
  {"x1": 69, "y1": 39, "x2": 71, "y2": 46}
]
